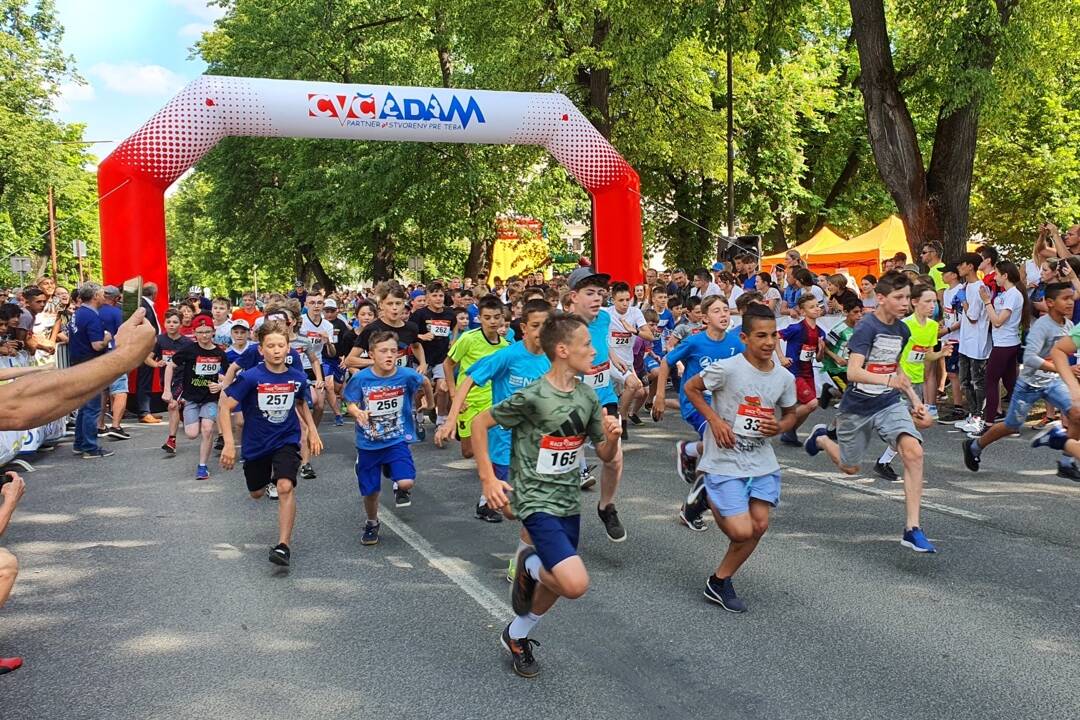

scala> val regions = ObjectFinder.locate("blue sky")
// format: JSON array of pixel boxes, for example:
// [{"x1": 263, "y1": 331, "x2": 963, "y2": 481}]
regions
[{"x1": 52, "y1": 0, "x2": 223, "y2": 162}]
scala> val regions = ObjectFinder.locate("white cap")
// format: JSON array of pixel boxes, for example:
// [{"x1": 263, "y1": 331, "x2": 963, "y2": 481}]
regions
[{"x1": 324, "y1": 298, "x2": 338, "y2": 309}]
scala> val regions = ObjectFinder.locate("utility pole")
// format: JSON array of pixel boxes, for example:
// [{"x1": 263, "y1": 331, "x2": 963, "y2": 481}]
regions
[
  {"x1": 725, "y1": 0, "x2": 735, "y2": 249},
  {"x1": 47, "y1": 186, "x2": 58, "y2": 280}
]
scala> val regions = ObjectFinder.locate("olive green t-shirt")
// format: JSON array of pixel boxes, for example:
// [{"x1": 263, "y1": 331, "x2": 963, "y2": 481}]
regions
[{"x1": 489, "y1": 377, "x2": 606, "y2": 519}]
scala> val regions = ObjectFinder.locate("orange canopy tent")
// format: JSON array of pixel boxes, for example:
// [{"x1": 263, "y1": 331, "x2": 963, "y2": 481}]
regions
[
  {"x1": 761, "y1": 225, "x2": 846, "y2": 269},
  {"x1": 764, "y1": 215, "x2": 913, "y2": 276}
]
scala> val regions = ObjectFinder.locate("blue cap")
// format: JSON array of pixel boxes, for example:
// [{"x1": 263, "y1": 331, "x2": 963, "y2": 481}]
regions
[
  {"x1": 410, "y1": 289, "x2": 426, "y2": 300},
  {"x1": 711, "y1": 262, "x2": 725, "y2": 272}
]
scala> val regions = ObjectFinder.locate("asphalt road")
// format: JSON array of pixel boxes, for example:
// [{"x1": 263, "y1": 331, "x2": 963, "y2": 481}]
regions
[{"x1": 3, "y1": 404, "x2": 1079, "y2": 720}]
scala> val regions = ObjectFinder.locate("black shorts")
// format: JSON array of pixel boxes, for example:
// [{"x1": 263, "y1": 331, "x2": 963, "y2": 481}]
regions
[
  {"x1": 243, "y1": 444, "x2": 301, "y2": 492},
  {"x1": 603, "y1": 402, "x2": 620, "y2": 419},
  {"x1": 305, "y1": 368, "x2": 319, "y2": 382}
]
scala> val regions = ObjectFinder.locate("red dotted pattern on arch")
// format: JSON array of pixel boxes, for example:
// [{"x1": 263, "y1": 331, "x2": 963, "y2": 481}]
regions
[
  {"x1": 110, "y1": 76, "x2": 279, "y2": 186},
  {"x1": 509, "y1": 95, "x2": 633, "y2": 191}
]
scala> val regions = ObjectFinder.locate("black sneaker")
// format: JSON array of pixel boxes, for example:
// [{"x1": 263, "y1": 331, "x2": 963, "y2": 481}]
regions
[
  {"x1": 962, "y1": 438, "x2": 981, "y2": 472},
  {"x1": 628, "y1": 413, "x2": 644, "y2": 426},
  {"x1": 414, "y1": 413, "x2": 426, "y2": 441},
  {"x1": 106, "y1": 426, "x2": 131, "y2": 440},
  {"x1": 679, "y1": 476, "x2": 709, "y2": 531},
  {"x1": 621, "y1": 417, "x2": 629, "y2": 440},
  {"x1": 873, "y1": 461, "x2": 899, "y2": 482},
  {"x1": 394, "y1": 488, "x2": 412, "y2": 508},
  {"x1": 674, "y1": 441, "x2": 697, "y2": 484},
  {"x1": 500, "y1": 624, "x2": 540, "y2": 678},
  {"x1": 704, "y1": 575, "x2": 746, "y2": 613},
  {"x1": 1057, "y1": 463, "x2": 1080, "y2": 482},
  {"x1": 214, "y1": 435, "x2": 225, "y2": 451},
  {"x1": 82, "y1": 448, "x2": 115, "y2": 459},
  {"x1": 475, "y1": 503, "x2": 503, "y2": 523},
  {"x1": 938, "y1": 407, "x2": 967, "y2": 425},
  {"x1": 597, "y1": 503, "x2": 626, "y2": 542},
  {"x1": 510, "y1": 548, "x2": 538, "y2": 615},
  {"x1": 361, "y1": 522, "x2": 380, "y2": 545},
  {"x1": 819, "y1": 385, "x2": 834, "y2": 410},
  {"x1": 269, "y1": 543, "x2": 290, "y2": 566},
  {"x1": 299, "y1": 463, "x2": 316, "y2": 479}
]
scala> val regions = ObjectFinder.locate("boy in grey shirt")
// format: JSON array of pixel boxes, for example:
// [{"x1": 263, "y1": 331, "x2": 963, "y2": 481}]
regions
[
  {"x1": 964, "y1": 282, "x2": 1080, "y2": 478},
  {"x1": 679, "y1": 305, "x2": 797, "y2": 613}
]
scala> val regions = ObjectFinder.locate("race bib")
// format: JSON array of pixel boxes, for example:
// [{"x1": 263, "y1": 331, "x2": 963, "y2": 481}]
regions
[
  {"x1": 858, "y1": 361, "x2": 898, "y2": 396},
  {"x1": 257, "y1": 382, "x2": 295, "y2": 423},
  {"x1": 611, "y1": 331, "x2": 632, "y2": 347},
  {"x1": 429, "y1": 320, "x2": 451, "y2": 338},
  {"x1": 944, "y1": 306, "x2": 957, "y2": 324},
  {"x1": 395, "y1": 351, "x2": 409, "y2": 367},
  {"x1": 583, "y1": 361, "x2": 610, "y2": 389},
  {"x1": 535, "y1": 435, "x2": 585, "y2": 475},
  {"x1": 367, "y1": 387, "x2": 404, "y2": 417},
  {"x1": 907, "y1": 345, "x2": 928, "y2": 363},
  {"x1": 799, "y1": 344, "x2": 816, "y2": 362},
  {"x1": 734, "y1": 397, "x2": 772, "y2": 438},
  {"x1": 330, "y1": 330, "x2": 339, "y2": 343},
  {"x1": 162, "y1": 350, "x2": 175, "y2": 364},
  {"x1": 195, "y1": 357, "x2": 220, "y2": 376}
]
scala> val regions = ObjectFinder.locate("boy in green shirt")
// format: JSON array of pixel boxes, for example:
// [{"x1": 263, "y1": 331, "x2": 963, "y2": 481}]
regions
[
  {"x1": 472, "y1": 313, "x2": 622, "y2": 679},
  {"x1": 820, "y1": 296, "x2": 863, "y2": 408}
]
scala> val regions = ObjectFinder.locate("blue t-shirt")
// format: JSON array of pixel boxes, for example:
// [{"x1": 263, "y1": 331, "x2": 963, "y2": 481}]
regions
[
  {"x1": 583, "y1": 310, "x2": 618, "y2": 406},
  {"x1": 234, "y1": 346, "x2": 303, "y2": 372},
  {"x1": 69, "y1": 305, "x2": 105, "y2": 364},
  {"x1": 225, "y1": 364, "x2": 310, "y2": 461},
  {"x1": 226, "y1": 342, "x2": 257, "y2": 369},
  {"x1": 343, "y1": 367, "x2": 424, "y2": 450},
  {"x1": 837, "y1": 313, "x2": 910, "y2": 416},
  {"x1": 99, "y1": 304, "x2": 122, "y2": 341},
  {"x1": 467, "y1": 343, "x2": 551, "y2": 465},
  {"x1": 656, "y1": 309, "x2": 674, "y2": 336},
  {"x1": 742, "y1": 276, "x2": 757, "y2": 292},
  {"x1": 665, "y1": 329, "x2": 745, "y2": 420},
  {"x1": 782, "y1": 284, "x2": 800, "y2": 310},
  {"x1": 779, "y1": 320, "x2": 821, "y2": 379},
  {"x1": 466, "y1": 303, "x2": 480, "y2": 329}
]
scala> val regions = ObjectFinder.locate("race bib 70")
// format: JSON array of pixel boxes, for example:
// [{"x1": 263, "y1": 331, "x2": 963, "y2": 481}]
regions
[{"x1": 582, "y1": 361, "x2": 609, "y2": 389}]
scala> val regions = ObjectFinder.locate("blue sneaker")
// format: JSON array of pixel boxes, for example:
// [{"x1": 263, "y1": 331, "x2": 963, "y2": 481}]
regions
[
  {"x1": 779, "y1": 430, "x2": 800, "y2": 446},
  {"x1": 334, "y1": 415, "x2": 344, "y2": 427},
  {"x1": 804, "y1": 424, "x2": 829, "y2": 457},
  {"x1": 704, "y1": 576, "x2": 747, "y2": 612},
  {"x1": 901, "y1": 527, "x2": 936, "y2": 553},
  {"x1": 361, "y1": 521, "x2": 380, "y2": 546},
  {"x1": 196, "y1": 464, "x2": 210, "y2": 481},
  {"x1": 1032, "y1": 423, "x2": 1067, "y2": 451}
]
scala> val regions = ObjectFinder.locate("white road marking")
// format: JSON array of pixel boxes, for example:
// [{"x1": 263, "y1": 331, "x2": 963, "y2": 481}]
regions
[
  {"x1": 784, "y1": 465, "x2": 990, "y2": 522},
  {"x1": 378, "y1": 511, "x2": 512, "y2": 620}
]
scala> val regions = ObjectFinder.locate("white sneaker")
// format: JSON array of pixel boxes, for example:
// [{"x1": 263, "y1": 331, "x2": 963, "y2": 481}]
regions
[
  {"x1": 960, "y1": 416, "x2": 984, "y2": 434},
  {"x1": 265, "y1": 483, "x2": 279, "y2": 500},
  {"x1": 926, "y1": 404, "x2": 938, "y2": 420},
  {"x1": 953, "y1": 415, "x2": 974, "y2": 429}
]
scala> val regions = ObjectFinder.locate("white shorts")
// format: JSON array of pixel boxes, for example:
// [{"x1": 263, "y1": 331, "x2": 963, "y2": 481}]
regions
[{"x1": 430, "y1": 363, "x2": 446, "y2": 382}]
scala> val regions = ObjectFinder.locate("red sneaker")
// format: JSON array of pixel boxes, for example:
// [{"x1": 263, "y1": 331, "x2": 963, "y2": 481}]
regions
[{"x1": 0, "y1": 656, "x2": 23, "y2": 675}]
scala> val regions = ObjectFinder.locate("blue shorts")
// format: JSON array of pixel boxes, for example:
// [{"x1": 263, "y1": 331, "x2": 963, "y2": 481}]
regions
[
  {"x1": 108, "y1": 373, "x2": 129, "y2": 395},
  {"x1": 945, "y1": 345, "x2": 960, "y2": 374},
  {"x1": 522, "y1": 512, "x2": 580, "y2": 571},
  {"x1": 355, "y1": 442, "x2": 415, "y2": 497},
  {"x1": 703, "y1": 472, "x2": 781, "y2": 517},
  {"x1": 643, "y1": 355, "x2": 661, "y2": 373},
  {"x1": 493, "y1": 463, "x2": 509, "y2": 482},
  {"x1": 684, "y1": 409, "x2": 708, "y2": 438},
  {"x1": 1003, "y1": 379, "x2": 1072, "y2": 429}
]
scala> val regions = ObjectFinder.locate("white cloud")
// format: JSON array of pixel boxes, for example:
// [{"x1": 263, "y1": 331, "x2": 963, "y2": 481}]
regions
[
  {"x1": 169, "y1": 0, "x2": 226, "y2": 22},
  {"x1": 89, "y1": 63, "x2": 186, "y2": 97},
  {"x1": 178, "y1": 22, "x2": 211, "y2": 39},
  {"x1": 52, "y1": 80, "x2": 96, "y2": 112}
]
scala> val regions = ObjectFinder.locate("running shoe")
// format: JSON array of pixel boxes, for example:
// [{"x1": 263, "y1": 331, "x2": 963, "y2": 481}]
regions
[
  {"x1": 597, "y1": 503, "x2": 626, "y2": 542},
  {"x1": 500, "y1": 624, "x2": 540, "y2": 679},
  {"x1": 334, "y1": 415, "x2": 344, "y2": 427},
  {"x1": 361, "y1": 522, "x2": 380, "y2": 546},
  {"x1": 937, "y1": 407, "x2": 967, "y2": 425},
  {"x1": 674, "y1": 440, "x2": 697, "y2": 484},
  {"x1": 394, "y1": 488, "x2": 412, "y2": 508},
  {"x1": 196, "y1": 464, "x2": 210, "y2": 481},
  {"x1": 873, "y1": 461, "x2": 899, "y2": 482},
  {"x1": 105, "y1": 426, "x2": 131, "y2": 440},
  {"x1": 679, "y1": 504, "x2": 708, "y2": 532},
  {"x1": 621, "y1": 417, "x2": 629, "y2": 440},
  {"x1": 0, "y1": 656, "x2": 22, "y2": 675},
  {"x1": 804, "y1": 424, "x2": 829, "y2": 457},
  {"x1": 819, "y1": 385, "x2": 834, "y2": 410},
  {"x1": 579, "y1": 464, "x2": 597, "y2": 491},
  {"x1": 779, "y1": 430, "x2": 800, "y2": 446},
  {"x1": 265, "y1": 483, "x2": 279, "y2": 500},
  {"x1": 139, "y1": 414, "x2": 161, "y2": 424},
  {"x1": 269, "y1": 543, "x2": 290, "y2": 566},
  {"x1": 704, "y1": 576, "x2": 746, "y2": 613},
  {"x1": 414, "y1": 413, "x2": 426, "y2": 441},
  {"x1": 81, "y1": 448, "x2": 115, "y2": 459},
  {"x1": 162, "y1": 437, "x2": 176, "y2": 454},
  {"x1": 506, "y1": 556, "x2": 516, "y2": 583},
  {"x1": 1031, "y1": 423, "x2": 1067, "y2": 450},
  {"x1": 900, "y1": 527, "x2": 937, "y2": 553},
  {"x1": 1056, "y1": 462, "x2": 1080, "y2": 482},
  {"x1": 510, "y1": 548, "x2": 538, "y2": 615},
  {"x1": 679, "y1": 475, "x2": 709, "y2": 531},
  {"x1": 962, "y1": 438, "x2": 981, "y2": 472},
  {"x1": 214, "y1": 435, "x2": 225, "y2": 451},
  {"x1": 925, "y1": 404, "x2": 938, "y2": 421},
  {"x1": 628, "y1": 413, "x2": 644, "y2": 426},
  {"x1": 299, "y1": 463, "x2": 316, "y2": 479},
  {"x1": 475, "y1": 503, "x2": 503, "y2": 523},
  {"x1": 951, "y1": 414, "x2": 973, "y2": 429}
]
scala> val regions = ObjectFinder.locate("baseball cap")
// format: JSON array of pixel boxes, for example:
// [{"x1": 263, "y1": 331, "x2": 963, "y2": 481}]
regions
[
  {"x1": 711, "y1": 262, "x2": 724, "y2": 272},
  {"x1": 410, "y1": 289, "x2": 426, "y2": 300},
  {"x1": 567, "y1": 266, "x2": 610, "y2": 291},
  {"x1": 902, "y1": 263, "x2": 920, "y2": 273},
  {"x1": 188, "y1": 286, "x2": 201, "y2": 295},
  {"x1": 191, "y1": 315, "x2": 214, "y2": 330},
  {"x1": 323, "y1": 298, "x2": 338, "y2": 309},
  {"x1": 103, "y1": 285, "x2": 120, "y2": 298},
  {"x1": 294, "y1": 279, "x2": 304, "y2": 286},
  {"x1": 231, "y1": 318, "x2": 250, "y2": 331}
]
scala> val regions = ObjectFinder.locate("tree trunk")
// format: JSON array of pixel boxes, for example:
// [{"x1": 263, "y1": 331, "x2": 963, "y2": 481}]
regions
[{"x1": 370, "y1": 227, "x2": 395, "y2": 282}]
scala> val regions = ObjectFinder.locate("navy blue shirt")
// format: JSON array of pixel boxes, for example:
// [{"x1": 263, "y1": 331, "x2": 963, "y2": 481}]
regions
[
  {"x1": 99, "y1": 303, "x2": 122, "y2": 344},
  {"x1": 69, "y1": 305, "x2": 105, "y2": 364},
  {"x1": 225, "y1": 364, "x2": 310, "y2": 461}
]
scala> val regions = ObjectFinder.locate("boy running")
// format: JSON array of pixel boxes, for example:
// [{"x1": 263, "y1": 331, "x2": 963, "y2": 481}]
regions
[
  {"x1": 820, "y1": 296, "x2": 863, "y2": 408},
  {"x1": 472, "y1": 313, "x2": 622, "y2": 678},
  {"x1": 413, "y1": 284, "x2": 458, "y2": 432},
  {"x1": 163, "y1": 323, "x2": 228, "y2": 480},
  {"x1": 776, "y1": 295, "x2": 823, "y2": 445},
  {"x1": 147, "y1": 309, "x2": 191, "y2": 455},
  {"x1": 344, "y1": 331, "x2": 434, "y2": 545},
  {"x1": 219, "y1": 321, "x2": 323, "y2": 566},
  {"x1": 678, "y1": 304, "x2": 797, "y2": 611},
  {"x1": 804, "y1": 272, "x2": 937, "y2": 553}
]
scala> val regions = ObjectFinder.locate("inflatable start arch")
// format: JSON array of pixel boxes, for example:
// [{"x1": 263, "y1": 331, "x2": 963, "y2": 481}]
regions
[{"x1": 97, "y1": 75, "x2": 642, "y2": 314}]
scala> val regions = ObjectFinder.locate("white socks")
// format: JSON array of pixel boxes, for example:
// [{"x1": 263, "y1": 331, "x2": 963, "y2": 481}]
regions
[
  {"x1": 508, "y1": 611, "x2": 542, "y2": 639},
  {"x1": 878, "y1": 447, "x2": 897, "y2": 464},
  {"x1": 524, "y1": 553, "x2": 543, "y2": 581},
  {"x1": 685, "y1": 442, "x2": 701, "y2": 459}
]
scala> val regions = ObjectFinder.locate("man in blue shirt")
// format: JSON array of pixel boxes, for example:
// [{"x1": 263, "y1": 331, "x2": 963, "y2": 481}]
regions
[
  {"x1": 95, "y1": 286, "x2": 131, "y2": 440},
  {"x1": 69, "y1": 283, "x2": 113, "y2": 458}
]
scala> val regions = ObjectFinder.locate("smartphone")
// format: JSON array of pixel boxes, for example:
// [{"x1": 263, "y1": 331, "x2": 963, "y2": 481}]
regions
[{"x1": 121, "y1": 275, "x2": 143, "y2": 321}]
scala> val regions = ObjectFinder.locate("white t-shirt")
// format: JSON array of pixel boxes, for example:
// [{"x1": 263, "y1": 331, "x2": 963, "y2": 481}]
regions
[
  {"x1": 807, "y1": 284, "x2": 826, "y2": 305},
  {"x1": 941, "y1": 283, "x2": 962, "y2": 342},
  {"x1": 605, "y1": 305, "x2": 647, "y2": 366},
  {"x1": 762, "y1": 287, "x2": 782, "y2": 317},
  {"x1": 725, "y1": 285, "x2": 744, "y2": 310},
  {"x1": 991, "y1": 286, "x2": 1024, "y2": 346},
  {"x1": 958, "y1": 281, "x2": 991, "y2": 360},
  {"x1": 1023, "y1": 259, "x2": 1041, "y2": 293},
  {"x1": 691, "y1": 282, "x2": 722, "y2": 299},
  {"x1": 298, "y1": 315, "x2": 334, "y2": 369}
]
